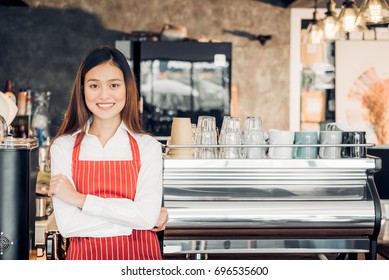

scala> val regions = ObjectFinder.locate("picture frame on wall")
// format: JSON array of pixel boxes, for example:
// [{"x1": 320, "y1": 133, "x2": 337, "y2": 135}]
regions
[{"x1": 335, "y1": 41, "x2": 389, "y2": 145}]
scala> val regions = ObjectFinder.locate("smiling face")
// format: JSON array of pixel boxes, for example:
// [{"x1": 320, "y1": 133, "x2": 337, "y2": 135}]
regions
[{"x1": 84, "y1": 62, "x2": 126, "y2": 126}]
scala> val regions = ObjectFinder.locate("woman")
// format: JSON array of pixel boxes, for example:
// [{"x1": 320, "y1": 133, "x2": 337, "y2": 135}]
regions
[{"x1": 49, "y1": 45, "x2": 166, "y2": 260}]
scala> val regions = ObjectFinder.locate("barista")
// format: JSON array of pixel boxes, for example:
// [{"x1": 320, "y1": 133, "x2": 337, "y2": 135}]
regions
[{"x1": 49, "y1": 45, "x2": 167, "y2": 260}]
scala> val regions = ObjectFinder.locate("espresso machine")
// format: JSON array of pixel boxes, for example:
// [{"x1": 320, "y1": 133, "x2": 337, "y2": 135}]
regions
[{"x1": 0, "y1": 137, "x2": 39, "y2": 260}]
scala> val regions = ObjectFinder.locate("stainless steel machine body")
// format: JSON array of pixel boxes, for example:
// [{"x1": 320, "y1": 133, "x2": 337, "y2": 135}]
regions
[{"x1": 162, "y1": 156, "x2": 382, "y2": 259}]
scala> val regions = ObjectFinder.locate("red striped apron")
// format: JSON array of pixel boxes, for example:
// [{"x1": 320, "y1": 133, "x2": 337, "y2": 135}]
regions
[{"x1": 66, "y1": 133, "x2": 162, "y2": 260}]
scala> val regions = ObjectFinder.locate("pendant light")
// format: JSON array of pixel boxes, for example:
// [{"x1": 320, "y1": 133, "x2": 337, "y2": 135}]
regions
[
  {"x1": 337, "y1": 0, "x2": 366, "y2": 33},
  {"x1": 304, "y1": 0, "x2": 324, "y2": 44},
  {"x1": 359, "y1": 0, "x2": 389, "y2": 24},
  {"x1": 323, "y1": 0, "x2": 340, "y2": 40}
]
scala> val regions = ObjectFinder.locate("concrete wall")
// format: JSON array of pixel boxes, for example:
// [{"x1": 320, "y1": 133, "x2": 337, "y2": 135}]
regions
[{"x1": 0, "y1": 0, "x2": 290, "y2": 135}]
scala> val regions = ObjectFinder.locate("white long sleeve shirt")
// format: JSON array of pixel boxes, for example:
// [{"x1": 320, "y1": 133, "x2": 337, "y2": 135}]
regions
[{"x1": 50, "y1": 122, "x2": 163, "y2": 238}]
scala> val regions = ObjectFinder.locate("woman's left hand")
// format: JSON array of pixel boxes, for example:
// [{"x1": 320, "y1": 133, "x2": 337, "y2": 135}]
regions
[
  {"x1": 49, "y1": 174, "x2": 86, "y2": 208},
  {"x1": 152, "y1": 207, "x2": 169, "y2": 232}
]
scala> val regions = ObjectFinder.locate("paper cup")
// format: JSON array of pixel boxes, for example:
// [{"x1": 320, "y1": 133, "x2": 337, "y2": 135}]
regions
[{"x1": 168, "y1": 117, "x2": 193, "y2": 158}]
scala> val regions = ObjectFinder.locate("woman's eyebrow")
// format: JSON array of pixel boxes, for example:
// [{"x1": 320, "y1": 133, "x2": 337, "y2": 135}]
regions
[{"x1": 85, "y1": 78, "x2": 122, "y2": 82}]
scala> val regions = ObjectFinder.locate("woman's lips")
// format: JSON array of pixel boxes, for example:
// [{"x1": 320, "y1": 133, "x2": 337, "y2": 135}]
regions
[{"x1": 97, "y1": 103, "x2": 115, "y2": 110}]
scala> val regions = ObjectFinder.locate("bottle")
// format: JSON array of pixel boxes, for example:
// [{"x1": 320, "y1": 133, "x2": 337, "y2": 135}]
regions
[
  {"x1": 39, "y1": 136, "x2": 51, "y2": 172},
  {"x1": 26, "y1": 89, "x2": 34, "y2": 137},
  {"x1": 3, "y1": 80, "x2": 17, "y2": 104},
  {"x1": 18, "y1": 122, "x2": 28, "y2": 138},
  {"x1": 17, "y1": 89, "x2": 27, "y2": 115},
  {"x1": 325, "y1": 88, "x2": 335, "y2": 121},
  {"x1": 26, "y1": 89, "x2": 33, "y2": 116}
]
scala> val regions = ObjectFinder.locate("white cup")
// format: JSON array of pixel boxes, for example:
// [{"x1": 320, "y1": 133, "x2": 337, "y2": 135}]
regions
[
  {"x1": 268, "y1": 129, "x2": 295, "y2": 159},
  {"x1": 319, "y1": 131, "x2": 343, "y2": 159}
]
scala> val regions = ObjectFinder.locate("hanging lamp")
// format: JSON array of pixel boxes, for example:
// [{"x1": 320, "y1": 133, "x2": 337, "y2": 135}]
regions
[
  {"x1": 304, "y1": 0, "x2": 324, "y2": 44},
  {"x1": 359, "y1": 0, "x2": 389, "y2": 24},
  {"x1": 337, "y1": 0, "x2": 366, "y2": 33},
  {"x1": 323, "y1": 0, "x2": 340, "y2": 40}
]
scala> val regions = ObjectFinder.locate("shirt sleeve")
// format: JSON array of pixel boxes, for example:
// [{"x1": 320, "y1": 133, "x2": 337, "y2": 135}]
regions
[
  {"x1": 50, "y1": 136, "x2": 133, "y2": 238},
  {"x1": 81, "y1": 135, "x2": 163, "y2": 230}
]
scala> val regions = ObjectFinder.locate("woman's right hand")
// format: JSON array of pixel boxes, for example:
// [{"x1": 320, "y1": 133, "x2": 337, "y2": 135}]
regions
[{"x1": 49, "y1": 174, "x2": 86, "y2": 208}]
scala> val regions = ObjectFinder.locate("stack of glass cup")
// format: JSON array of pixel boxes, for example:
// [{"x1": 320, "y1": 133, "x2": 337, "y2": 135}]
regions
[
  {"x1": 194, "y1": 116, "x2": 218, "y2": 159},
  {"x1": 219, "y1": 116, "x2": 242, "y2": 159},
  {"x1": 242, "y1": 116, "x2": 266, "y2": 159},
  {"x1": 193, "y1": 115, "x2": 266, "y2": 159}
]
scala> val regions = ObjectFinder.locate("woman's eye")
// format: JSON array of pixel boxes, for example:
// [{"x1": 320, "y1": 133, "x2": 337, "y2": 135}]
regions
[
  {"x1": 90, "y1": 84, "x2": 99, "y2": 89},
  {"x1": 111, "y1": 83, "x2": 119, "y2": 89}
]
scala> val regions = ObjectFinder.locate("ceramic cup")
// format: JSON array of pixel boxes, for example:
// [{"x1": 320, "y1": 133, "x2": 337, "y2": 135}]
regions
[
  {"x1": 341, "y1": 131, "x2": 367, "y2": 158},
  {"x1": 293, "y1": 131, "x2": 318, "y2": 159},
  {"x1": 168, "y1": 117, "x2": 193, "y2": 158},
  {"x1": 268, "y1": 129, "x2": 295, "y2": 159},
  {"x1": 326, "y1": 122, "x2": 340, "y2": 131},
  {"x1": 319, "y1": 131, "x2": 343, "y2": 159}
]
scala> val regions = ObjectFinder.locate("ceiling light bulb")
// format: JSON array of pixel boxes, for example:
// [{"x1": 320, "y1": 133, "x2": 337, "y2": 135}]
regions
[
  {"x1": 303, "y1": 2, "x2": 324, "y2": 45},
  {"x1": 308, "y1": 24, "x2": 324, "y2": 44},
  {"x1": 343, "y1": 7, "x2": 359, "y2": 31},
  {"x1": 323, "y1": 0, "x2": 340, "y2": 40},
  {"x1": 367, "y1": 0, "x2": 383, "y2": 22},
  {"x1": 360, "y1": 0, "x2": 389, "y2": 24},
  {"x1": 323, "y1": 16, "x2": 339, "y2": 40}
]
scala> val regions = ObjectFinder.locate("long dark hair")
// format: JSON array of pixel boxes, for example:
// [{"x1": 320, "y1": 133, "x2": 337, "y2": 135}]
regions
[{"x1": 51, "y1": 45, "x2": 144, "y2": 147}]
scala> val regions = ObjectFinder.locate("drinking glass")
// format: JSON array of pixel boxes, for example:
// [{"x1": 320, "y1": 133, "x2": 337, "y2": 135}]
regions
[
  {"x1": 219, "y1": 117, "x2": 241, "y2": 159},
  {"x1": 194, "y1": 116, "x2": 218, "y2": 159},
  {"x1": 242, "y1": 116, "x2": 266, "y2": 159}
]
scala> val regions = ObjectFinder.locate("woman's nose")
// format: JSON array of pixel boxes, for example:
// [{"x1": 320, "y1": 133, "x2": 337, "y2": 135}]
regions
[{"x1": 99, "y1": 85, "x2": 110, "y2": 98}]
